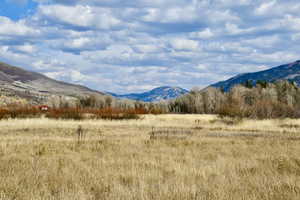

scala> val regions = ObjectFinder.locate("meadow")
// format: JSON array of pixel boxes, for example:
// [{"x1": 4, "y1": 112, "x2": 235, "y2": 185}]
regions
[{"x1": 0, "y1": 114, "x2": 300, "y2": 200}]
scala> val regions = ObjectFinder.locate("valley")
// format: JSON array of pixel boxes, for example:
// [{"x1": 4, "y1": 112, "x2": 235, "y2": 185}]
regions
[
  {"x1": 1, "y1": 0, "x2": 300, "y2": 199},
  {"x1": 0, "y1": 115, "x2": 300, "y2": 199}
]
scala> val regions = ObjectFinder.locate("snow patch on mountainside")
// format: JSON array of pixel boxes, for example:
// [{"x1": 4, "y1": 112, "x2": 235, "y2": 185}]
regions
[{"x1": 109, "y1": 86, "x2": 188, "y2": 102}]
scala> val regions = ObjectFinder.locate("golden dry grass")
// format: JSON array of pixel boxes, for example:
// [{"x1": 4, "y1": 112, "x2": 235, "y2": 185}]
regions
[{"x1": 0, "y1": 115, "x2": 300, "y2": 200}]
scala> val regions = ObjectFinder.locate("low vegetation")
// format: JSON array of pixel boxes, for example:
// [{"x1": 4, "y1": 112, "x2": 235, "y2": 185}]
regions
[
  {"x1": 169, "y1": 80, "x2": 300, "y2": 119},
  {"x1": 0, "y1": 106, "x2": 42, "y2": 119},
  {"x1": 0, "y1": 115, "x2": 300, "y2": 199},
  {"x1": 0, "y1": 107, "x2": 147, "y2": 120}
]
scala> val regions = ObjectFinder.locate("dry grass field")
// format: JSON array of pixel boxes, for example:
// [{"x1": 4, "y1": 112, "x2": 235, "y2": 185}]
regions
[{"x1": 0, "y1": 114, "x2": 300, "y2": 200}]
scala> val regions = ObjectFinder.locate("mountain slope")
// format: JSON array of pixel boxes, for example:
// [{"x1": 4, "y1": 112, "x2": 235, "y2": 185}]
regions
[
  {"x1": 110, "y1": 86, "x2": 189, "y2": 102},
  {"x1": 211, "y1": 60, "x2": 300, "y2": 91},
  {"x1": 0, "y1": 61, "x2": 104, "y2": 97}
]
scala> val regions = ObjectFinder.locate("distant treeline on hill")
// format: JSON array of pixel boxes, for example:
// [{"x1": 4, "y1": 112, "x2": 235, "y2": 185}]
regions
[{"x1": 168, "y1": 80, "x2": 300, "y2": 119}]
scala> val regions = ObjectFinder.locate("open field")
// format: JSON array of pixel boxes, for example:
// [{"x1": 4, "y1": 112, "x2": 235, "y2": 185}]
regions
[{"x1": 0, "y1": 114, "x2": 300, "y2": 200}]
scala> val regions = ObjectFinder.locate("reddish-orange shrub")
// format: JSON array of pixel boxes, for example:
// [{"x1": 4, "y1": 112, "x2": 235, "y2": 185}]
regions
[
  {"x1": 0, "y1": 106, "x2": 160, "y2": 120},
  {"x1": 0, "y1": 106, "x2": 41, "y2": 119},
  {"x1": 0, "y1": 108, "x2": 9, "y2": 119},
  {"x1": 46, "y1": 108, "x2": 84, "y2": 120},
  {"x1": 89, "y1": 107, "x2": 140, "y2": 120}
]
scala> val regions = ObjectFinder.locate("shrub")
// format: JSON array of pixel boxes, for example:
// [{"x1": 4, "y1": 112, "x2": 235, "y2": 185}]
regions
[
  {"x1": 0, "y1": 106, "x2": 144, "y2": 121},
  {"x1": 0, "y1": 107, "x2": 41, "y2": 119},
  {"x1": 90, "y1": 108, "x2": 140, "y2": 120},
  {"x1": 0, "y1": 108, "x2": 9, "y2": 119},
  {"x1": 46, "y1": 108, "x2": 84, "y2": 120}
]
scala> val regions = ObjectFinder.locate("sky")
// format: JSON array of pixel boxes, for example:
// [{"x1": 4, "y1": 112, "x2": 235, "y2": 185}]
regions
[{"x1": 0, "y1": 0, "x2": 300, "y2": 94}]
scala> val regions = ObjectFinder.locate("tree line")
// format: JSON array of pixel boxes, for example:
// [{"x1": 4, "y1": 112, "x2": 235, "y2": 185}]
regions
[
  {"x1": 167, "y1": 80, "x2": 300, "y2": 119},
  {"x1": 8, "y1": 79, "x2": 299, "y2": 120}
]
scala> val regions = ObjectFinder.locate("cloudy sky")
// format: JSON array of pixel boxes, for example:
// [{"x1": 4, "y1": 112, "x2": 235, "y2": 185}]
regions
[{"x1": 0, "y1": 0, "x2": 299, "y2": 93}]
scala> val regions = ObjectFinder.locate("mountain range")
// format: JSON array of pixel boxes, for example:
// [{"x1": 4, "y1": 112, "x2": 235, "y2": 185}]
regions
[
  {"x1": 0, "y1": 61, "x2": 187, "y2": 103},
  {"x1": 211, "y1": 60, "x2": 300, "y2": 91},
  {"x1": 2, "y1": 60, "x2": 300, "y2": 104},
  {"x1": 109, "y1": 86, "x2": 189, "y2": 102}
]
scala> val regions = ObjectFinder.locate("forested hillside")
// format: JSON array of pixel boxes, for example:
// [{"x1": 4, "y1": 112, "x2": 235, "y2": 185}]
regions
[{"x1": 168, "y1": 80, "x2": 300, "y2": 119}]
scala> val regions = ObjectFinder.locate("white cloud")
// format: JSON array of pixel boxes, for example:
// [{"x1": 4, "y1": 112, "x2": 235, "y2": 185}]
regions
[
  {"x1": 56, "y1": 35, "x2": 111, "y2": 52},
  {"x1": 255, "y1": 1, "x2": 277, "y2": 15},
  {"x1": 13, "y1": 43, "x2": 37, "y2": 53},
  {"x1": 280, "y1": 15, "x2": 300, "y2": 31},
  {"x1": 32, "y1": 59, "x2": 67, "y2": 70},
  {"x1": 207, "y1": 9, "x2": 240, "y2": 24},
  {"x1": 45, "y1": 69, "x2": 94, "y2": 83},
  {"x1": 1, "y1": 0, "x2": 300, "y2": 93},
  {"x1": 142, "y1": 6, "x2": 198, "y2": 23},
  {"x1": 225, "y1": 23, "x2": 256, "y2": 35},
  {"x1": 38, "y1": 4, "x2": 121, "y2": 29},
  {"x1": 195, "y1": 64, "x2": 208, "y2": 72},
  {"x1": 44, "y1": 71, "x2": 64, "y2": 79},
  {"x1": 243, "y1": 35, "x2": 281, "y2": 49},
  {"x1": 190, "y1": 28, "x2": 214, "y2": 39},
  {"x1": 170, "y1": 39, "x2": 199, "y2": 51},
  {"x1": 133, "y1": 44, "x2": 163, "y2": 53},
  {"x1": 0, "y1": 17, "x2": 40, "y2": 36}
]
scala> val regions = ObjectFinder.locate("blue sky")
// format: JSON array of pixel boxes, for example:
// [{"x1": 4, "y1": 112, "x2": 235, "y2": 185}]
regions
[
  {"x1": 0, "y1": 0, "x2": 299, "y2": 93},
  {"x1": 0, "y1": 0, "x2": 37, "y2": 20}
]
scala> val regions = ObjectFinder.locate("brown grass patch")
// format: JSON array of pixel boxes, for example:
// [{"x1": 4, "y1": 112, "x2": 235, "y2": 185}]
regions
[{"x1": 0, "y1": 115, "x2": 300, "y2": 199}]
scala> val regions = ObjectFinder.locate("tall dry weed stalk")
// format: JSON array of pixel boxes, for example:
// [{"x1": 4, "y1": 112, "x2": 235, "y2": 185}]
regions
[{"x1": 76, "y1": 125, "x2": 85, "y2": 143}]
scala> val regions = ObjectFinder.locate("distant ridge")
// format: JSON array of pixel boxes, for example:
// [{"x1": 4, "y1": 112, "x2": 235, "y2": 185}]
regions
[
  {"x1": 109, "y1": 86, "x2": 189, "y2": 102},
  {"x1": 211, "y1": 60, "x2": 300, "y2": 91},
  {"x1": 0, "y1": 61, "x2": 106, "y2": 105}
]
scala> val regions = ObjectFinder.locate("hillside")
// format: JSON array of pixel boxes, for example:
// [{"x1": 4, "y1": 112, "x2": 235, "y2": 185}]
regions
[
  {"x1": 0, "y1": 62, "x2": 104, "y2": 96},
  {"x1": 109, "y1": 86, "x2": 189, "y2": 102},
  {"x1": 0, "y1": 61, "x2": 104, "y2": 105},
  {"x1": 211, "y1": 60, "x2": 300, "y2": 91}
]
